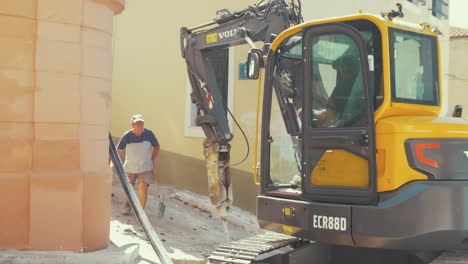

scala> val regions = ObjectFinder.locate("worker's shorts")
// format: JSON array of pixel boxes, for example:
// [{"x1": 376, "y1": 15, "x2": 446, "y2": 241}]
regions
[{"x1": 126, "y1": 170, "x2": 153, "y2": 185}]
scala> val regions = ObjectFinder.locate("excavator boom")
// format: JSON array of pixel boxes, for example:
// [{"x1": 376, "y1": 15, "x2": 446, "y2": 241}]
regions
[{"x1": 180, "y1": 0, "x2": 302, "y2": 216}]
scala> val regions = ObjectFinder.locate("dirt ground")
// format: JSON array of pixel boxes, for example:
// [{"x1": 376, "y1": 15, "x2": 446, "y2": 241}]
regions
[{"x1": 110, "y1": 174, "x2": 264, "y2": 263}]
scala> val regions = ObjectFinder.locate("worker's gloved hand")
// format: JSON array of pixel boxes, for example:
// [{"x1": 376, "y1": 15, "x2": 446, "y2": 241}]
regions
[{"x1": 313, "y1": 108, "x2": 331, "y2": 127}]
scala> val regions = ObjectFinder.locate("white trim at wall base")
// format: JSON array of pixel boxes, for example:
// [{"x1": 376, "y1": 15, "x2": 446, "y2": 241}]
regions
[{"x1": 184, "y1": 47, "x2": 235, "y2": 138}]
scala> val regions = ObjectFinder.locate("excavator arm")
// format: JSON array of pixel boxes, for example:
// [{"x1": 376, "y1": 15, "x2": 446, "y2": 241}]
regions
[{"x1": 180, "y1": 0, "x2": 302, "y2": 216}]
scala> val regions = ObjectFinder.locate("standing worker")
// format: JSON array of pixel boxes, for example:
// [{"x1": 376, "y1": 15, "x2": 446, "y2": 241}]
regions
[{"x1": 117, "y1": 114, "x2": 165, "y2": 216}]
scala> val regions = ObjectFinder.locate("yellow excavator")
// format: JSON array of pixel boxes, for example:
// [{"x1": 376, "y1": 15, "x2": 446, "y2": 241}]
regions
[{"x1": 180, "y1": 1, "x2": 468, "y2": 263}]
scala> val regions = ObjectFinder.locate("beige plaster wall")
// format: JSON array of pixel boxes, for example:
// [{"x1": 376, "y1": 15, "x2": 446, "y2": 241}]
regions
[
  {"x1": 448, "y1": 38, "x2": 468, "y2": 118},
  {"x1": 0, "y1": 0, "x2": 124, "y2": 252},
  {"x1": 111, "y1": 0, "x2": 260, "y2": 159},
  {"x1": 110, "y1": 1, "x2": 265, "y2": 207}
]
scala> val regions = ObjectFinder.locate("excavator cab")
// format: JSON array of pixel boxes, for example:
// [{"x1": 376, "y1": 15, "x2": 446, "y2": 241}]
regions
[
  {"x1": 257, "y1": 18, "x2": 381, "y2": 199},
  {"x1": 256, "y1": 14, "x2": 468, "y2": 251}
]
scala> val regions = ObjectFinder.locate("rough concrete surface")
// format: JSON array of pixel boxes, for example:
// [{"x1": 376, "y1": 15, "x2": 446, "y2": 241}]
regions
[
  {"x1": 110, "y1": 176, "x2": 264, "y2": 264},
  {"x1": 0, "y1": 243, "x2": 139, "y2": 264}
]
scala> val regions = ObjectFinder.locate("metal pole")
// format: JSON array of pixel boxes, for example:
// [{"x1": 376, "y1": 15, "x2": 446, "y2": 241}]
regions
[{"x1": 108, "y1": 133, "x2": 174, "y2": 264}]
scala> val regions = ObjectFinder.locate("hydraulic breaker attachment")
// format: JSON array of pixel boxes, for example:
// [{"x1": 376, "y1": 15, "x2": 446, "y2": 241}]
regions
[{"x1": 205, "y1": 142, "x2": 233, "y2": 217}]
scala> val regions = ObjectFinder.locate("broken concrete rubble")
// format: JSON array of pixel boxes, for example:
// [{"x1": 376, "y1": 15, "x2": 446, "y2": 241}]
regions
[{"x1": 110, "y1": 181, "x2": 264, "y2": 263}]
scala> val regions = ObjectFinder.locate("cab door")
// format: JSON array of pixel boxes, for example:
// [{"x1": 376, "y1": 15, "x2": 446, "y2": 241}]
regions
[{"x1": 302, "y1": 24, "x2": 377, "y2": 204}]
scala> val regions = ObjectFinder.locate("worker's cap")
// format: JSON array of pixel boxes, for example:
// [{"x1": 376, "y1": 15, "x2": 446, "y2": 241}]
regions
[{"x1": 131, "y1": 114, "x2": 144, "y2": 123}]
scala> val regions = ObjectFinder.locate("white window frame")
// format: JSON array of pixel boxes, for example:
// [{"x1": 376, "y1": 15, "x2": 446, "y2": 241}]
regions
[
  {"x1": 184, "y1": 47, "x2": 235, "y2": 137},
  {"x1": 431, "y1": 0, "x2": 448, "y2": 19}
]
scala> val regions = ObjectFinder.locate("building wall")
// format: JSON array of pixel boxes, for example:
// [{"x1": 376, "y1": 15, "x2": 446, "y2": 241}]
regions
[
  {"x1": 111, "y1": 0, "x2": 449, "y2": 213},
  {"x1": 0, "y1": 0, "x2": 124, "y2": 252},
  {"x1": 111, "y1": 0, "x2": 263, "y2": 213},
  {"x1": 448, "y1": 38, "x2": 468, "y2": 118}
]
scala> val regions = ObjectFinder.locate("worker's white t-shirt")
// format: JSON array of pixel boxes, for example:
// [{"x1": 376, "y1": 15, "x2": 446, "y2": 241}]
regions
[{"x1": 117, "y1": 129, "x2": 159, "y2": 174}]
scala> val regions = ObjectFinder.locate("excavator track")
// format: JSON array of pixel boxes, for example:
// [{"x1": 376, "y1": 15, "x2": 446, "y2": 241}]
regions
[
  {"x1": 208, "y1": 232, "x2": 305, "y2": 263},
  {"x1": 430, "y1": 250, "x2": 468, "y2": 264},
  {"x1": 208, "y1": 232, "x2": 468, "y2": 264}
]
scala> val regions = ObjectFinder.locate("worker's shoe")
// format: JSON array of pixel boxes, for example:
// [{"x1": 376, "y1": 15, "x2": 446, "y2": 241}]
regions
[{"x1": 158, "y1": 202, "x2": 166, "y2": 217}]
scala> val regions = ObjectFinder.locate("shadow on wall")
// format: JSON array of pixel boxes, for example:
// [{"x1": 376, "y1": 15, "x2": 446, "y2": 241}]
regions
[{"x1": 110, "y1": 137, "x2": 260, "y2": 214}]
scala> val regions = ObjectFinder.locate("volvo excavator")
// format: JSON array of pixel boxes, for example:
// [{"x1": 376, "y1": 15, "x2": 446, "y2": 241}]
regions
[{"x1": 180, "y1": 1, "x2": 468, "y2": 263}]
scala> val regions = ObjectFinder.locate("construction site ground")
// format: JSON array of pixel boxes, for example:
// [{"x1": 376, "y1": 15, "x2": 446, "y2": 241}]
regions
[
  {"x1": 110, "y1": 173, "x2": 264, "y2": 264},
  {"x1": 1, "y1": 175, "x2": 464, "y2": 264},
  {"x1": 109, "y1": 174, "x2": 468, "y2": 264}
]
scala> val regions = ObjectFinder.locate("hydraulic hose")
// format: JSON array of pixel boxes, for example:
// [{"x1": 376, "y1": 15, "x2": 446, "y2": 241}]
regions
[{"x1": 108, "y1": 133, "x2": 173, "y2": 264}]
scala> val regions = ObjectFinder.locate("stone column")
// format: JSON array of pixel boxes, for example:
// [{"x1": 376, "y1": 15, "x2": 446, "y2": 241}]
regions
[{"x1": 0, "y1": 0, "x2": 124, "y2": 252}]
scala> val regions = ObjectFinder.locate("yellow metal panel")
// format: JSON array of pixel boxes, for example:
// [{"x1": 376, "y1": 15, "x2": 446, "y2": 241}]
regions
[
  {"x1": 310, "y1": 149, "x2": 368, "y2": 188},
  {"x1": 376, "y1": 132, "x2": 427, "y2": 192},
  {"x1": 376, "y1": 116, "x2": 468, "y2": 192}
]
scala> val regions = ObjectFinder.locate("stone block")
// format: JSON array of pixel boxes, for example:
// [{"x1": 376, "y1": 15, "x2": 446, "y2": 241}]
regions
[
  {"x1": 33, "y1": 124, "x2": 80, "y2": 172},
  {"x1": 35, "y1": 39, "x2": 81, "y2": 74},
  {"x1": 81, "y1": 139, "x2": 109, "y2": 172},
  {"x1": 83, "y1": 0, "x2": 114, "y2": 34},
  {"x1": 80, "y1": 125, "x2": 109, "y2": 172},
  {"x1": 82, "y1": 170, "x2": 112, "y2": 251},
  {"x1": 82, "y1": 46, "x2": 112, "y2": 80},
  {"x1": 34, "y1": 72, "x2": 80, "y2": 123},
  {"x1": 80, "y1": 77, "x2": 111, "y2": 125},
  {"x1": 29, "y1": 172, "x2": 83, "y2": 251},
  {"x1": 35, "y1": 123, "x2": 79, "y2": 141},
  {"x1": 0, "y1": 69, "x2": 34, "y2": 123},
  {"x1": 0, "y1": 123, "x2": 33, "y2": 172},
  {"x1": 80, "y1": 124, "x2": 108, "y2": 141},
  {"x1": 37, "y1": 21, "x2": 81, "y2": 43},
  {"x1": 37, "y1": 0, "x2": 83, "y2": 25},
  {"x1": 0, "y1": 37, "x2": 34, "y2": 70},
  {"x1": 82, "y1": 27, "x2": 112, "y2": 49},
  {"x1": 0, "y1": 172, "x2": 29, "y2": 249},
  {"x1": 0, "y1": 15, "x2": 35, "y2": 40},
  {"x1": 0, "y1": 1, "x2": 36, "y2": 19}
]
